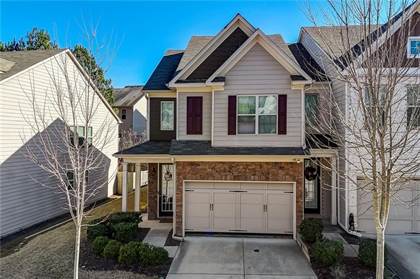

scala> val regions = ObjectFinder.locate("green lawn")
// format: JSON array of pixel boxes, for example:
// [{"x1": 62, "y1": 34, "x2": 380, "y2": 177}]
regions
[{"x1": 0, "y1": 189, "x2": 155, "y2": 279}]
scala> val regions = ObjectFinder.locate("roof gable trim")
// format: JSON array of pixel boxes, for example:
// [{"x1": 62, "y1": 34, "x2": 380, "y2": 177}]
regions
[{"x1": 206, "y1": 29, "x2": 313, "y2": 84}]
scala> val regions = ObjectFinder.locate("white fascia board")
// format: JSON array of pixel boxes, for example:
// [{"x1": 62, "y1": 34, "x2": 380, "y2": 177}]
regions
[
  {"x1": 168, "y1": 14, "x2": 256, "y2": 87},
  {"x1": 206, "y1": 29, "x2": 313, "y2": 84}
]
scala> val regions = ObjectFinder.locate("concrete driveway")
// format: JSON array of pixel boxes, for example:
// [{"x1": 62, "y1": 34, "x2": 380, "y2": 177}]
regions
[
  {"x1": 386, "y1": 235, "x2": 420, "y2": 279},
  {"x1": 167, "y1": 236, "x2": 316, "y2": 279}
]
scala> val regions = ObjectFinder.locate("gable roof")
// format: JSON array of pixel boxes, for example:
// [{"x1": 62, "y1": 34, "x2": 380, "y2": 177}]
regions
[
  {"x1": 142, "y1": 51, "x2": 184, "y2": 91},
  {"x1": 288, "y1": 43, "x2": 328, "y2": 81},
  {"x1": 113, "y1": 85, "x2": 144, "y2": 107},
  {"x1": 0, "y1": 49, "x2": 64, "y2": 82},
  {"x1": 0, "y1": 49, "x2": 120, "y2": 123}
]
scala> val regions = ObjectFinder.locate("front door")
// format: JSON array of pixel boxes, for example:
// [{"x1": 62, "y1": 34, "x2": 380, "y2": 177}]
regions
[
  {"x1": 159, "y1": 164, "x2": 174, "y2": 217},
  {"x1": 304, "y1": 159, "x2": 320, "y2": 213}
]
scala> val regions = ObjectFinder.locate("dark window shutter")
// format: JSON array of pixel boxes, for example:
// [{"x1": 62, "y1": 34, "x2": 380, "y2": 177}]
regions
[
  {"x1": 278, "y1": 95, "x2": 287, "y2": 134},
  {"x1": 187, "y1": 97, "x2": 203, "y2": 135},
  {"x1": 228, "y1": 96, "x2": 236, "y2": 135}
]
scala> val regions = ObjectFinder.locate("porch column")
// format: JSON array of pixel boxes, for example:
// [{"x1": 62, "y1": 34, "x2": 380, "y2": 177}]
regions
[
  {"x1": 135, "y1": 163, "x2": 141, "y2": 212},
  {"x1": 331, "y1": 156, "x2": 337, "y2": 225},
  {"x1": 122, "y1": 162, "x2": 128, "y2": 212}
]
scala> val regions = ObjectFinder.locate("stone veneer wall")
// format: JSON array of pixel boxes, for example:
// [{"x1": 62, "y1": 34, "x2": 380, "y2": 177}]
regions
[
  {"x1": 175, "y1": 161, "x2": 304, "y2": 236},
  {"x1": 147, "y1": 163, "x2": 158, "y2": 220}
]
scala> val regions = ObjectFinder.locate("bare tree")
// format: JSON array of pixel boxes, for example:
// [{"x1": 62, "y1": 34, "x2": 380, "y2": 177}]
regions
[
  {"x1": 20, "y1": 32, "x2": 118, "y2": 278},
  {"x1": 304, "y1": 1, "x2": 419, "y2": 277},
  {"x1": 119, "y1": 128, "x2": 146, "y2": 151}
]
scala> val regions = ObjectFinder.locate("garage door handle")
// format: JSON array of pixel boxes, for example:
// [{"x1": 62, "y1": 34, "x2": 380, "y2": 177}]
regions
[
  {"x1": 284, "y1": 191, "x2": 293, "y2": 193},
  {"x1": 229, "y1": 190, "x2": 248, "y2": 192},
  {"x1": 185, "y1": 189, "x2": 194, "y2": 192}
]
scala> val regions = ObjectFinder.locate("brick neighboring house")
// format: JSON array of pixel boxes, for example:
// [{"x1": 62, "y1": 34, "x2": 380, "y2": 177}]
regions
[
  {"x1": 113, "y1": 85, "x2": 147, "y2": 140},
  {"x1": 115, "y1": 8, "x2": 419, "y2": 239}
]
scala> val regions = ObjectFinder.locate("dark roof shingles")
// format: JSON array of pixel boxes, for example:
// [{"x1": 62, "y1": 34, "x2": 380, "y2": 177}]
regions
[
  {"x1": 289, "y1": 43, "x2": 328, "y2": 82},
  {"x1": 143, "y1": 52, "x2": 184, "y2": 90}
]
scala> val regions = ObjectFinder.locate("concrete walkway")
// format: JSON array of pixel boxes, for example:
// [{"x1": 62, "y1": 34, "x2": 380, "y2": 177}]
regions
[
  {"x1": 141, "y1": 215, "x2": 179, "y2": 258},
  {"x1": 167, "y1": 236, "x2": 316, "y2": 279}
]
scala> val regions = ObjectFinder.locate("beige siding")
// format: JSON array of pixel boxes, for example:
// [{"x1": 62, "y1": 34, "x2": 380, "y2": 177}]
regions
[
  {"x1": 177, "y1": 92, "x2": 212, "y2": 141},
  {"x1": 212, "y1": 44, "x2": 303, "y2": 147},
  {"x1": 0, "y1": 52, "x2": 119, "y2": 237}
]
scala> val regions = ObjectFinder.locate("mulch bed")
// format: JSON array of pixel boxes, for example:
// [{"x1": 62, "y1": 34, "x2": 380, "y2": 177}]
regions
[
  {"x1": 164, "y1": 229, "x2": 181, "y2": 247},
  {"x1": 311, "y1": 257, "x2": 375, "y2": 279},
  {"x1": 80, "y1": 227, "x2": 173, "y2": 278},
  {"x1": 340, "y1": 232, "x2": 360, "y2": 245}
]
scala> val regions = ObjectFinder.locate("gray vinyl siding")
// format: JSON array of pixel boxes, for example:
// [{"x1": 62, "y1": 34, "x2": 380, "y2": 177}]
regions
[
  {"x1": 212, "y1": 44, "x2": 303, "y2": 147},
  {"x1": 177, "y1": 92, "x2": 212, "y2": 140},
  {"x1": 300, "y1": 31, "x2": 348, "y2": 227},
  {"x1": 0, "y1": 52, "x2": 119, "y2": 237}
]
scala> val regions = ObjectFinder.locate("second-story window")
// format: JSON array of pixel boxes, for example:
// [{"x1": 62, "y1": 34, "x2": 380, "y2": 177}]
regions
[
  {"x1": 407, "y1": 36, "x2": 420, "y2": 58},
  {"x1": 70, "y1": 126, "x2": 93, "y2": 145},
  {"x1": 407, "y1": 85, "x2": 420, "y2": 128},
  {"x1": 121, "y1": 109, "x2": 127, "y2": 120},
  {"x1": 237, "y1": 95, "x2": 277, "y2": 134},
  {"x1": 305, "y1": 94, "x2": 319, "y2": 126},
  {"x1": 161, "y1": 101, "x2": 174, "y2": 131}
]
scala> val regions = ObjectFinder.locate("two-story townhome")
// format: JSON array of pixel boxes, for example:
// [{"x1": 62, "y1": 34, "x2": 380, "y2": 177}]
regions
[
  {"x1": 115, "y1": 14, "x2": 339, "y2": 239},
  {"x1": 0, "y1": 49, "x2": 120, "y2": 237},
  {"x1": 299, "y1": 3, "x2": 420, "y2": 234},
  {"x1": 112, "y1": 85, "x2": 147, "y2": 139}
]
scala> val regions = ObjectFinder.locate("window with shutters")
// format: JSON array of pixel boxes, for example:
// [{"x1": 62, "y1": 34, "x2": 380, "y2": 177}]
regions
[
  {"x1": 187, "y1": 96, "x2": 203, "y2": 134},
  {"x1": 237, "y1": 95, "x2": 277, "y2": 134}
]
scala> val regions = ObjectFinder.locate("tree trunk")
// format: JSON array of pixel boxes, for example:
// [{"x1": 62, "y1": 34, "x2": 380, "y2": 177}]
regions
[
  {"x1": 73, "y1": 223, "x2": 81, "y2": 279},
  {"x1": 376, "y1": 226, "x2": 385, "y2": 279}
]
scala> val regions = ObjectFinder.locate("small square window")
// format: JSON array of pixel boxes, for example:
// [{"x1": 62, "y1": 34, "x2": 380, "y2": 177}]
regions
[
  {"x1": 121, "y1": 109, "x2": 127, "y2": 120},
  {"x1": 407, "y1": 37, "x2": 420, "y2": 58}
]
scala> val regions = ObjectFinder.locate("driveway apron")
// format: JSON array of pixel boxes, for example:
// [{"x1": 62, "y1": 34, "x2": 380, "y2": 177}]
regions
[{"x1": 167, "y1": 236, "x2": 316, "y2": 279}]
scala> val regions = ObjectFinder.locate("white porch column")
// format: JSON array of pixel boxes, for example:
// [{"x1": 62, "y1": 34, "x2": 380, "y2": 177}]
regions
[
  {"x1": 122, "y1": 162, "x2": 128, "y2": 212},
  {"x1": 331, "y1": 156, "x2": 337, "y2": 225},
  {"x1": 135, "y1": 163, "x2": 141, "y2": 212}
]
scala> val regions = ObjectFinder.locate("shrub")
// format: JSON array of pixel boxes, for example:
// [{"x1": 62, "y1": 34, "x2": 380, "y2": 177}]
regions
[
  {"x1": 109, "y1": 212, "x2": 140, "y2": 225},
  {"x1": 103, "y1": 240, "x2": 122, "y2": 260},
  {"x1": 87, "y1": 223, "x2": 109, "y2": 242},
  {"x1": 138, "y1": 243, "x2": 169, "y2": 266},
  {"x1": 359, "y1": 238, "x2": 387, "y2": 268},
  {"x1": 312, "y1": 239, "x2": 344, "y2": 266},
  {"x1": 112, "y1": 222, "x2": 138, "y2": 243},
  {"x1": 92, "y1": 236, "x2": 109, "y2": 256},
  {"x1": 119, "y1": 241, "x2": 140, "y2": 265},
  {"x1": 299, "y1": 218, "x2": 323, "y2": 243}
]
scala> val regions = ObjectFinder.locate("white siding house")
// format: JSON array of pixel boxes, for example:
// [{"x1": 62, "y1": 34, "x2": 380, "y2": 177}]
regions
[{"x1": 0, "y1": 49, "x2": 120, "y2": 237}]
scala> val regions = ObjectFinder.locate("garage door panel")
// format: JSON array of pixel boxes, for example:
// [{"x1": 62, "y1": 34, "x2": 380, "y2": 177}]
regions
[
  {"x1": 267, "y1": 192, "x2": 293, "y2": 233},
  {"x1": 240, "y1": 192, "x2": 265, "y2": 233},
  {"x1": 241, "y1": 183, "x2": 267, "y2": 190},
  {"x1": 185, "y1": 191, "x2": 211, "y2": 231},
  {"x1": 213, "y1": 192, "x2": 236, "y2": 231},
  {"x1": 186, "y1": 182, "x2": 214, "y2": 189},
  {"x1": 267, "y1": 183, "x2": 293, "y2": 191}
]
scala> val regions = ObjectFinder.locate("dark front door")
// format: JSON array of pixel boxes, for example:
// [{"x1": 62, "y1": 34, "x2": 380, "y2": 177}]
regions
[
  {"x1": 304, "y1": 159, "x2": 320, "y2": 213},
  {"x1": 159, "y1": 164, "x2": 174, "y2": 217}
]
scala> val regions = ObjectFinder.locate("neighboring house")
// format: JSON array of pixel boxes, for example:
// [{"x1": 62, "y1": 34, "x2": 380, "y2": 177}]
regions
[
  {"x1": 299, "y1": 4, "x2": 420, "y2": 234},
  {"x1": 115, "y1": 14, "x2": 338, "y2": 239},
  {"x1": 112, "y1": 85, "x2": 147, "y2": 138},
  {"x1": 0, "y1": 49, "x2": 120, "y2": 238}
]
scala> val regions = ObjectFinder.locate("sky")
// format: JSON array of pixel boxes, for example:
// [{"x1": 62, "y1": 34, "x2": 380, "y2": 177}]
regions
[{"x1": 1, "y1": 1, "x2": 325, "y2": 88}]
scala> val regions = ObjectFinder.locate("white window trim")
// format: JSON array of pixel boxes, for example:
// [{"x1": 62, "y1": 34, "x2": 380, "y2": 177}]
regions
[
  {"x1": 160, "y1": 101, "x2": 175, "y2": 131},
  {"x1": 407, "y1": 36, "x2": 420, "y2": 59},
  {"x1": 236, "y1": 95, "x2": 278, "y2": 135},
  {"x1": 407, "y1": 85, "x2": 420, "y2": 128},
  {"x1": 71, "y1": 125, "x2": 93, "y2": 144}
]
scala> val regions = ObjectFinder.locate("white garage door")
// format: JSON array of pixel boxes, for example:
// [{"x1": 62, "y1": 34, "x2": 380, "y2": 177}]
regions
[
  {"x1": 357, "y1": 179, "x2": 420, "y2": 234},
  {"x1": 185, "y1": 181, "x2": 294, "y2": 234}
]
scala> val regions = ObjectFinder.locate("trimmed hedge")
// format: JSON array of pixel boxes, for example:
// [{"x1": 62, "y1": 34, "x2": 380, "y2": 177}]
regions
[
  {"x1": 92, "y1": 236, "x2": 109, "y2": 256},
  {"x1": 108, "y1": 212, "x2": 140, "y2": 225},
  {"x1": 299, "y1": 218, "x2": 323, "y2": 243},
  {"x1": 112, "y1": 222, "x2": 138, "y2": 243},
  {"x1": 87, "y1": 223, "x2": 109, "y2": 241},
  {"x1": 118, "y1": 241, "x2": 168, "y2": 266},
  {"x1": 312, "y1": 239, "x2": 344, "y2": 266},
  {"x1": 359, "y1": 238, "x2": 387, "y2": 268},
  {"x1": 103, "y1": 240, "x2": 122, "y2": 260}
]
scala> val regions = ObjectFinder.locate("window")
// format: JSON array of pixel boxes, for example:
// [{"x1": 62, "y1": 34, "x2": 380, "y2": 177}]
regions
[
  {"x1": 407, "y1": 37, "x2": 420, "y2": 58},
  {"x1": 363, "y1": 86, "x2": 387, "y2": 127},
  {"x1": 407, "y1": 85, "x2": 420, "y2": 128},
  {"x1": 66, "y1": 170, "x2": 88, "y2": 189},
  {"x1": 237, "y1": 95, "x2": 277, "y2": 134},
  {"x1": 305, "y1": 94, "x2": 319, "y2": 125},
  {"x1": 70, "y1": 126, "x2": 93, "y2": 145},
  {"x1": 121, "y1": 109, "x2": 127, "y2": 120},
  {"x1": 160, "y1": 101, "x2": 174, "y2": 131}
]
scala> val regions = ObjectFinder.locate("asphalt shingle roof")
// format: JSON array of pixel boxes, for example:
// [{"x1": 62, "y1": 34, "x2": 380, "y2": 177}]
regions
[
  {"x1": 113, "y1": 85, "x2": 143, "y2": 107},
  {"x1": 288, "y1": 43, "x2": 329, "y2": 82},
  {"x1": 0, "y1": 49, "x2": 65, "y2": 82},
  {"x1": 116, "y1": 140, "x2": 307, "y2": 156},
  {"x1": 143, "y1": 51, "x2": 184, "y2": 90}
]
